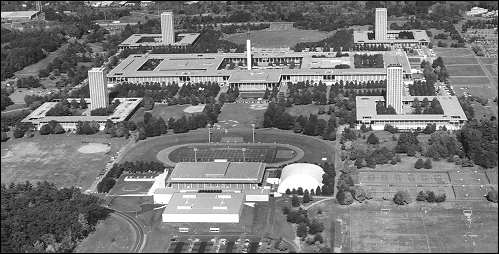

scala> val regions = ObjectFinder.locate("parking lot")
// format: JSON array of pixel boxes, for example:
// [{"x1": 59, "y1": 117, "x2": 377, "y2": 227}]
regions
[{"x1": 167, "y1": 235, "x2": 261, "y2": 253}]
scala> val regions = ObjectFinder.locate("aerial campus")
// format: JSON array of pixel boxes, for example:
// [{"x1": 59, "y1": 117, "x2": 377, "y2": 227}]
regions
[{"x1": 0, "y1": 1, "x2": 498, "y2": 253}]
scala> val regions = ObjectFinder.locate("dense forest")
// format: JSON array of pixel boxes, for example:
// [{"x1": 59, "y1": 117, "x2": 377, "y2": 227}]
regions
[{"x1": 1, "y1": 181, "x2": 110, "y2": 253}]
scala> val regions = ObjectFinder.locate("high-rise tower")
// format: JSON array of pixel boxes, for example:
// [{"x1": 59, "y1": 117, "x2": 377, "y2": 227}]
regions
[
  {"x1": 386, "y1": 64, "x2": 403, "y2": 114},
  {"x1": 88, "y1": 67, "x2": 109, "y2": 110},
  {"x1": 161, "y1": 11, "x2": 174, "y2": 45},
  {"x1": 375, "y1": 8, "x2": 387, "y2": 41},
  {"x1": 246, "y1": 39, "x2": 252, "y2": 70}
]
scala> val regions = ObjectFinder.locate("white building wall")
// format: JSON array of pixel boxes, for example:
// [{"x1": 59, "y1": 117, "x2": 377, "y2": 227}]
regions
[
  {"x1": 375, "y1": 8, "x2": 388, "y2": 41},
  {"x1": 161, "y1": 11, "x2": 174, "y2": 45},
  {"x1": 88, "y1": 67, "x2": 109, "y2": 110},
  {"x1": 246, "y1": 194, "x2": 269, "y2": 202},
  {"x1": 154, "y1": 193, "x2": 173, "y2": 204},
  {"x1": 162, "y1": 213, "x2": 239, "y2": 223},
  {"x1": 386, "y1": 66, "x2": 403, "y2": 114}
]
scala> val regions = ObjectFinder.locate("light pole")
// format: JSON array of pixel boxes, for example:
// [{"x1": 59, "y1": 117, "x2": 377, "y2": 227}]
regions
[
  {"x1": 242, "y1": 148, "x2": 246, "y2": 162},
  {"x1": 208, "y1": 123, "x2": 212, "y2": 143},
  {"x1": 193, "y1": 147, "x2": 198, "y2": 162},
  {"x1": 251, "y1": 123, "x2": 255, "y2": 143}
]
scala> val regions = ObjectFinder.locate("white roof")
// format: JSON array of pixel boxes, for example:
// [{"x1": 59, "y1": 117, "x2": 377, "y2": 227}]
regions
[{"x1": 277, "y1": 163, "x2": 324, "y2": 193}]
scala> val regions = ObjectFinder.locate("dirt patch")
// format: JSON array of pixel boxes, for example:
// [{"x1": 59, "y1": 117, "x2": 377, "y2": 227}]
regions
[{"x1": 78, "y1": 143, "x2": 111, "y2": 154}]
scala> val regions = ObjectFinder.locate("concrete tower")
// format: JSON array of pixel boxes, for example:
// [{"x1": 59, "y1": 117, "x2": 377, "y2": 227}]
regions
[
  {"x1": 375, "y1": 8, "x2": 387, "y2": 41},
  {"x1": 386, "y1": 64, "x2": 403, "y2": 114},
  {"x1": 246, "y1": 39, "x2": 252, "y2": 70},
  {"x1": 88, "y1": 67, "x2": 109, "y2": 110},
  {"x1": 161, "y1": 11, "x2": 174, "y2": 45}
]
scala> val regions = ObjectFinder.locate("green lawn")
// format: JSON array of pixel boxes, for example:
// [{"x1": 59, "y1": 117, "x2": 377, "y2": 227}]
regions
[
  {"x1": 449, "y1": 76, "x2": 491, "y2": 85},
  {"x1": 433, "y1": 48, "x2": 476, "y2": 57},
  {"x1": 285, "y1": 105, "x2": 331, "y2": 121},
  {"x1": 131, "y1": 104, "x2": 193, "y2": 123},
  {"x1": 442, "y1": 57, "x2": 478, "y2": 65},
  {"x1": 1, "y1": 134, "x2": 126, "y2": 189},
  {"x1": 223, "y1": 28, "x2": 335, "y2": 48},
  {"x1": 74, "y1": 213, "x2": 136, "y2": 253},
  {"x1": 217, "y1": 103, "x2": 267, "y2": 128},
  {"x1": 447, "y1": 65, "x2": 486, "y2": 76}
]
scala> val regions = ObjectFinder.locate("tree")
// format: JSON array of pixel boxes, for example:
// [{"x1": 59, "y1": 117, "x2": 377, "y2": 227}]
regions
[
  {"x1": 297, "y1": 187, "x2": 304, "y2": 195},
  {"x1": 415, "y1": 158, "x2": 424, "y2": 169},
  {"x1": 393, "y1": 191, "x2": 411, "y2": 205},
  {"x1": 1, "y1": 132, "x2": 8, "y2": 142},
  {"x1": 435, "y1": 193, "x2": 446, "y2": 202},
  {"x1": 426, "y1": 191, "x2": 436, "y2": 202},
  {"x1": 309, "y1": 219, "x2": 325, "y2": 234},
  {"x1": 486, "y1": 190, "x2": 498, "y2": 203},
  {"x1": 336, "y1": 191, "x2": 353, "y2": 205},
  {"x1": 423, "y1": 158, "x2": 432, "y2": 169},
  {"x1": 79, "y1": 98, "x2": 87, "y2": 109},
  {"x1": 296, "y1": 223, "x2": 308, "y2": 239},
  {"x1": 416, "y1": 191, "x2": 427, "y2": 201},
  {"x1": 285, "y1": 189, "x2": 291, "y2": 195},
  {"x1": 315, "y1": 186, "x2": 322, "y2": 196},
  {"x1": 291, "y1": 194, "x2": 300, "y2": 207},
  {"x1": 39, "y1": 124, "x2": 52, "y2": 135},
  {"x1": 52, "y1": 123, "x2": 65, "y2": 134},
  {"x1": 303, "y1": 190, "x2": 311, "y2": 203},
  {"x1": 367, "y1": 133, "x2": 379, "y2": 145}
]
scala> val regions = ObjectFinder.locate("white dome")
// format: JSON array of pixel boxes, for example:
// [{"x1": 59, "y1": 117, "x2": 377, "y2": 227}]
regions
[{"x1": 277, "y1": 163, "x2": 325, "y2": 194}]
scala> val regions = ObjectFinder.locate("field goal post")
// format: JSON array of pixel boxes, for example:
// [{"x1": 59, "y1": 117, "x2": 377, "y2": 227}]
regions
[
  {"x1": 380, "y1": 208, "x2": 391, "y2": 215},
  {"x1": 463, "y1": 209, "x2": 473, "y2": 222}
]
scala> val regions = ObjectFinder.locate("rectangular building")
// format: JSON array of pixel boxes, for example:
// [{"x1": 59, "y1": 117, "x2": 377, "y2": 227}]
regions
[
  {"x1": 162, "y1": 192, "x2": 244, "y2": 223},
  {"x1": 375, "y1": 8, "x2": 387, "y2": 41},
  {"x1": 88, "y1": 67, "x2": 109, "y2": 110},
  {"x1": 161, "y1": 11, "x2": 174, "y2": 45},
  {"x1": 386, "y1": 65, "x2": 403, "y2": 114}
]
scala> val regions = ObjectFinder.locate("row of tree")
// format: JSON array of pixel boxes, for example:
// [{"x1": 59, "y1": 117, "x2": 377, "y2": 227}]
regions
[
  {"x1": 353, "y1": 54, "x2": 384, "y2": 68},
  {"x1": 97, "y1": 160, "x2": 165, "y2": 193}
]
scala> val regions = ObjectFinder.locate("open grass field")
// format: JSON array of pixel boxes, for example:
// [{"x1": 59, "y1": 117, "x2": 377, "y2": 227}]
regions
[
  {"x1": 479, "y1": 57, "x2": 498, "y2": 65},
  {"x1": 484, "y1": 64, "x2": 498, "y2": 77},
  {"x1": 0, "y1": 134, "x2": 126, "y2": 189},
  {"x1": 217, "y1": 103, "x2": 267, "y2": 129},
  {"x1": 448, "y1": 76, "x2": 491, "y2": 85},
  {"x1": 442, "y1": 57, "x2": 478, "y2": 65},
  {"x1": 433, "y1": 48, "x2": 476, "y2": 57},
  {"x1": 131, "y1": 104, "x2": 195, "y2": 123},
  {"x1": 309, "y1": 200, "x2": 498, "y2": 253},
  {"x1": 8, "y1": 87, "x2": 57, "y2": 104},
  {"x1": 223, "y1": 28, "x2": 335, "y2": 48},
  {"x1": 447, "y1": 65, "x2": 486, "y2": 76},
  {"x1": 119, "y1": 128, "x2": 335, "y2": 165},
  {"x1": 14, "y1": 43, "x2": 69, "y2": 77},
  {"x1": 451, "y1": 82, "x2": 494, "y2": 98},
  {"x1": 74, "y1": 213, "x2": 136, "y2": 253}
]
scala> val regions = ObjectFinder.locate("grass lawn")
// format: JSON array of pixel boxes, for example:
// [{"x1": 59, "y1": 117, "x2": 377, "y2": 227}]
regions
[
  {"x1": 131, "y1": 104, "x2": 193, "y2": 123},
  {"x1": 108, "y1": 175, "x2": 154, "y2": 196},
  {"x1": 8, "y1": 87, "x2": 57, "y2": 104},
  {"x1": 14, "y1": 43, "x2": 69, "y2": 77},
  {"x1": 447, "y1": 65, "x2": 486, "y2": 76},
  {"x1": 309, "y1": 200, "x2": 498, "y2": 253},
  {"x1": 74, "y1": 212, "x2": 135, "y2": 253},
  {"x1": 484, "y1": 64, "x2": 498, "y2": 77},
  {"x1": 223, "y1": 28, "x2": 335, "y2": 48},
  {"x1": 449, "y1": 76, "x2": 491, "y2": 85},
  {"x1": 108, "y1": 196, "x2": 154, "y2": 212},
  {"x1": 471, "y1": 100, "x2": 497, "y2": 120},
  {"x1": 1, "y1": 134, "x2": 126, "y2": 189},
  {"x1": 120, "y1": 128, "x2": 335, "y2": 165},
  {"x1": 433, "y1": 48, "x2": 476, "y2": 57},
  {"x1": 479, "y1": 58, "x2": 498, "y2": 65},
  {"x1": 3, "y1": 103, "x2": 27, "y2": 111},
  {"x1": 442, "y1": 57, "x2": 478, "y2": 65},
  {"x1": 451, "y1": 83, "x2": 495, "y2": 99},
  {"x1": 217, "y1": 103, "x2": 267, "y2": 128}
]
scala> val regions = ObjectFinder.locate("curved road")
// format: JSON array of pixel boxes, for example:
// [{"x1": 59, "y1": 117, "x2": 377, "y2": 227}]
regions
[{"x1": 104, "y1": 206, "x2": 146, "y2": 253}]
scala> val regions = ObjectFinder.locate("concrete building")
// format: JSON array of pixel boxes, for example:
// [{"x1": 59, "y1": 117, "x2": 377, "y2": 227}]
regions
[
  {"x1": 354, "y1": 7, "x2": 430, "y2": 49},
  {"x1": 88, "y1": 67, "x2": 109, "y2": 110},
  {"x1": 386, "y1": 64, "x2": 403, "y2": 114},
  {"x1": 1, "y1": 11, "x2": 41, "y2": 23},
  {"x1": 162, "y1": 193, "x2": 244, "y2": 223},
  {"x1": 161, "y1": 11, "x2": 174, "y2": 45},
  {"x1": 375, "y1": 8, "x2": 387, "y2": 41},
  {"x1": 277, "y1": 163, "x2": 325, "y2": 194}
]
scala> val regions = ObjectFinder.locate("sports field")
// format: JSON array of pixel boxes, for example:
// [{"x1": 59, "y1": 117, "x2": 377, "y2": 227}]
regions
[
  {"x1": 0, "y1": 134, "x2": 126, "y2": 189},
  {"x1": 223, "y1": 28, "x2": 335, "y2": 48},
  {"x1": 447, "y1": 65, "x2": 486, "y2": 76},
  {"x1": 165, "y1": 143, "x2": 300, "y2": 164},
  {"x1": 216, "y1": 103, "x2": 267, "y2": 129},
  {"x1": 441, "y1": 57, "x2": 478, "y2": 65},
  {"x1": 120, "y1": 128, "x2": 335, "y2": 165},
  {"x1": 310, "y1": 200, "x2": 498, "y2": 253}
]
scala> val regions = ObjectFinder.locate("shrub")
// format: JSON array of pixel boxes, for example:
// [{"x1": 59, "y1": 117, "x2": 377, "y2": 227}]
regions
[
  {"x1": 285, "y1": 189, "x2": 291, "y2": 195},
  {"x1": 97, "y1": 177, "x2": 116, "y2": 193},
  {"x1": 423, "y1": 158, "x2": 432, "y2": 169},
  {"x1": 416, "y1": 191, "x2": 427, "y2": 201},
  {"x1": 39, "y1": 124, "x2": 52, "y2": 135},
  {"x1": 393, "y1": 191, "x2": 411, "y2": 205},
  {"x1": 434, "y1": 193, "x2": 446, "y2": 202},
  {"x1": 486, "y1": 190, "x2": 498, "y2": 203},
  {"x1": 1, "y1": 132, "x2": 8, "y2": 142},
  {"x1": 336, "y1": 191, "x2": 354, "y2": 205},
  {"x1": 367, "y1": 133, "x2": 379, "y2": 145},
  {"x1": 291, "y1": 194, "x2": 300, "y2": 207},
  {"x1": 415, "y1": 158, "x2": 424, "y2": 169},
  {"x1": 426, "y1": 191, "x2": 436, "y2": 202},
  {"x1": 308, "y1": 219, "x2": 325, "y2": 234}
]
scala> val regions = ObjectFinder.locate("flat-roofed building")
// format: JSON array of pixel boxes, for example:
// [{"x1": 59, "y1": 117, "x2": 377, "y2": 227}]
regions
[
  {"x1": 162, "y1": 192, "x2": 244, "y2": 223},
  {"x1": 386, "y1": 64, "x2": 403, "y2": 114},
  {"x1": 356, "y1": 95, "x2": 467, "y2": 130},
  {"x1": 1, "y1": 11, "x2": 41, "y2": 23},
  {"x1": 88, "y1": 67, "x2": 109, "y2": 110}
]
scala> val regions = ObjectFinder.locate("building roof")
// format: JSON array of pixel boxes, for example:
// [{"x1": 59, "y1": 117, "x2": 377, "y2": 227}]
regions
[
  {"x1": 277, "y1": 163, "x2": 324, "y2": 193},
  {"x1": 353, "y1": 30, "x2": 430, "y2": 43},
  {"x1": 119, "y1": 33, "x2": 200, "y2": 47},
  {"x1": 162, "y1": 192, "x2": 244, "y2": 215},
  {"x1": 107, "y1": 51, "x2": 412, "y2": 81},
  {"x1": 356, "y1": 96, "x2": 468, "y2": 121},
  {"x1": 168, "y1": 162, "x2": 266, "y2": 183},
  {"x1": 1, "y1": 11, "x2": 39, "y2": 19}
]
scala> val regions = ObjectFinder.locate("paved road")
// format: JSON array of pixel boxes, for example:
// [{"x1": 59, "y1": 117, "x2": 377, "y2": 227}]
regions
[{"x1": 1, "y1": 107, "x2": 29, "y2": 114}]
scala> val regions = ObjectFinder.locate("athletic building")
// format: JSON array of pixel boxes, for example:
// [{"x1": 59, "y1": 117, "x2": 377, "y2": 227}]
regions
[{"x1": 354, "y1": 8, "x2": 430, "y2": 49}]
